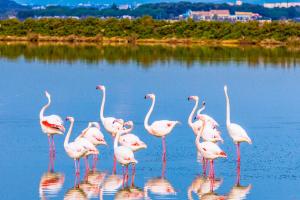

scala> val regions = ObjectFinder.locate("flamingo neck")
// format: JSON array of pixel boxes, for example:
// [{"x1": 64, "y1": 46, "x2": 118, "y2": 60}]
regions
[
  {"x1": 39, "y1": 95, "x2": 51, "y2": 120},
  {"x1": 122, "y1": 124, "x2": 134, "y2": 134},
  {"x1": 99, "y1": 89, "x2": 106, "y2": 123},
  {"x1": 64, "y1": 120, "x2": 74, "y2": 148},
  {"x1": 195, "y1": 120, "x2": 205, "y2": 147},
  {"x1": 225, "y1": 90, "x2": 231, "y2": 126},
  {"x1": 196, "y1": 104, "x2": 205, "y2": 116},
  {"x1": 188, "y1": 98, "x2": 198, "y2": 128},
  {"x1": 144, "y1": 97, "x2": 155, "y2": 133}
]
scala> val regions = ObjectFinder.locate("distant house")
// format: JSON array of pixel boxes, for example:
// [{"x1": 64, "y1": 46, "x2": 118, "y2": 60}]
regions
[
  {"x1": 263, "y1": 2, "x2": 300, "y2": 8},
  {"x1": 234, "y1": 11, "x2": 261, "y2": 21},
  {"x1": 185, "y1": 9, "x2": 230, "y2": 21}
]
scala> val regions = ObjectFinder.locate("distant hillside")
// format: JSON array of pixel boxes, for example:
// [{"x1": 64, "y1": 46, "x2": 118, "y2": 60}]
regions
[{"x1": 0, "y1": 0, "x2": 24, "y2": 9}]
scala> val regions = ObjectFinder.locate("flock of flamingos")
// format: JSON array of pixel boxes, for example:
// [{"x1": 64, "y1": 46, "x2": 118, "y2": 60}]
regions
[{"x1": 39, "y1": 84, "x2": 252, "y2": 199}]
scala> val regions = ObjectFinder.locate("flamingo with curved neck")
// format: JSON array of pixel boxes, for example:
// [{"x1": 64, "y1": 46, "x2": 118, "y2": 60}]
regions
[
  {"x1": 224, "y1": 85, "x2": 252, "y2": 163},
  {"x1": 144, "y1": 93, "x2": 180, "y2": 161},
  {"x1": 96, "y1": 85, "x2": 125, "y2": 137},
  {"x1": 40, "y1": 91, "x2": 65, "y2": 157},
  {"x1": 188, "y1": 96, "x2": 203, "y2": 135},
  {"x1": 64, "y1": 117, "x2": 98, "y2": 176},
  {"x1": 196, "y1": 117, "x2": 227, "y2": 179},
  {"x1": 114, "y1": 119, "x2": 138, "y2": 183}
]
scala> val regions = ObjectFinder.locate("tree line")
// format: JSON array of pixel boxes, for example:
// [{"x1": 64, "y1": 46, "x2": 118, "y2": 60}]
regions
[
  {"x1": 15, "y1": 2, "x2": 300, "y2": 20},
  {"x1": 0, "y1": 17, "x2": 300, "y2": 42}
]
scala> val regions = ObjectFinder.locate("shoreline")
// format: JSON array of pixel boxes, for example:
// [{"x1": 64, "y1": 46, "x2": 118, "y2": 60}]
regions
[{"x1": 0, "y1": 35, "x2": 297, "y2": 46}]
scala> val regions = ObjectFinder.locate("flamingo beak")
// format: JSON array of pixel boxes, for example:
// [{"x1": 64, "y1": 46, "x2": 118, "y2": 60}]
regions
[{"x1": 220, "y1": 151, "x2": 227, "y2": 158}]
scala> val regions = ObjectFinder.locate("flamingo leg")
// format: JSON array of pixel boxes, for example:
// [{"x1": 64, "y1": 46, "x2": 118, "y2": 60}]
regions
[
  {"x1": 51, "y1": 135, "x2": 55, "y2": 157},
  {"x1": 122, "y1": 166, "x2": 125, "y2": 188},
  {"x1": 48, "y1": 136, "x2": 52, "y2": 157},
  {"x1": 236, "y1": 158, "x2": 241, "y2": 185},
  {"x1": 236, "y1": 143, "x2": 241, "y2": 163},
  {"x1": 126, "y1": 165, "x2": 129, "y2": 183},
  {"x1": 162, "y1": 136, "x2": 166, "y2": 162},
  {"x1": 131, "y1": 164, "x2": 136, "y2": 186},
  {"x1": 92, "y1": 154, "x2": 98, "y2": 171},
  {"x1": 113, "y1": 155, "x2": 117, "y2": 174},
  {"x1": 202, "y1": 157, "x2": 207, "y2": 176},
  {"x1": 85, "y1": 156, "x2": 90, "y2": 172}
]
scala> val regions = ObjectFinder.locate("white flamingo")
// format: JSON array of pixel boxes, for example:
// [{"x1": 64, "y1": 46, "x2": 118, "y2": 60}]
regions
[
  {"x1": 196, "y1": 118, "x2": 227, "y2": 179},
  {"x1": 96, "y1": 85, "x2": 125, "y2": 137},
  {"x1": 114, "y1": 119, "x2": 138, "y2": 182},
  {"x1": 144, "y1": 93, "x2": 180, "y2": 161},
  {"x1": 40, "y1": 91, "x2": 65, "y2": 155},
  {"x1": 76, "y1": 122, "x2": 107, "y2": 169},
  {"x1": 119, "y1": 121, "x2": 147, "y2": 152},
  {"x1": 64, "y1": 117, "x2": 99, "y2": 176},
  {"x1": 224, "y1": 85, "x2": 252, "y2": 162}
]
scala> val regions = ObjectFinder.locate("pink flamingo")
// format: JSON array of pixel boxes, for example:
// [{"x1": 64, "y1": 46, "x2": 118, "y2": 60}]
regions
[
  {"x1": 39, "y1": 91, "x2": 65, "y2": 157},
  {"x1": 224, "y1": 85, "x2": 252, "y2": 163},
  {"x1": 144, "y1": 93, "x2": 180, "y2": 161},
  {"x1": 96, "y1": 84, "x2": 127, "y2": 173},
  {"x1": 196, "y1": 117, "x2": 227, "y2": 180},
  {"x1": 64, "y1": 117, "x2": 99, "y2": 176},
  {"x1": 114, "y1": 119, "x2": 138, "y2": 184},
  {"x1": 76, "y1": 122, "x2": 107, "y2": 170}
]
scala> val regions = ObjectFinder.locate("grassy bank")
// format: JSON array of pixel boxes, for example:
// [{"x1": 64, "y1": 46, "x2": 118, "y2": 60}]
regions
[
  {"x1": 0, "y1": 35, "x2": 299, "y2": 46},
  {"x1": 0, "y1": 17, "x2": 300, "y2": 45}
]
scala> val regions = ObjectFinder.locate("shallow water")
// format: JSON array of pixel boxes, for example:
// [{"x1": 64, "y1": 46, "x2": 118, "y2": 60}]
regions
[{"x1": 1, "y1": 44, "x2": 300, "y2": 199}]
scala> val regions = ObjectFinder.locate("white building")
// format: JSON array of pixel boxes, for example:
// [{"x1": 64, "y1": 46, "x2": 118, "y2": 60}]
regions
[{"x1": 263, "y1": 2, "x2": 300, "y2": 8}]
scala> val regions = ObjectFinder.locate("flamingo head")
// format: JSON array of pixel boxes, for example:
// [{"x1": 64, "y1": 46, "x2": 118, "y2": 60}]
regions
[
  {"x1": 89, "y1": 122, "x2": 101, "y2": 129},
  {"x1": 144, "y1": 93, "x2": 155, "y2": 99},
  {"x1": 65, "y1": 116, "x2": 74, "y2": 122},
  {"x1": 202, "y1": 101, "x2": 206, "y2": 106},
  {"x1": 188, "y1": 95, "x2": 198, "y2": 101},
  {"x1": 224, "y1": 85, "x2": 228, "y2": 92},
  {"x1": 124, "y1": 120, "x2": 134, "y2": 128},
  {"x1": 45, "y1": 91, "x2": 50, "y2": 99},
  {"x1": 96, "y1": 85, "x2": 105, "y2": 91},
  {"x1": 113, "y1": 119, "x2": 124, "y2": 125},
  {"x1": 212, "y1": 133, "x2": 224, "y2": 143}
]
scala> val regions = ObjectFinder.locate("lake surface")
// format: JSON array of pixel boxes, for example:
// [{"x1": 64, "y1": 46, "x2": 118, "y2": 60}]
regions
[{"x1": 1, "y1": 43, "x2": 300, "y2": 200}]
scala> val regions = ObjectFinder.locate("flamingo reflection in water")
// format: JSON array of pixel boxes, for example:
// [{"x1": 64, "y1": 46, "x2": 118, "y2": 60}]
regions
[
  {"x1": 39, "y1": 172, "x2": 65, "y2": 199},
  {"x1": 39, "y1": 150, "x2": 65, "y2": 199},
  {"x1": 227, "y1": 162, "x2": 252, "y2": 200},
  {"x1": 144, "y1": 160, "x2": 176, "y2": 199},
  {"x1": 188, "y1": 175, "x2": 223, "y2": 200},
  {"x1": 64, "y1": 186, "x2": 87, "y2": 200}
]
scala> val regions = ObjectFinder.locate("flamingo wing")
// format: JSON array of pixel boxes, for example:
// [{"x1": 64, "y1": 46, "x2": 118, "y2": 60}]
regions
[{"x1": 228, "y1": 123, "x2": 252, "y2": 144}]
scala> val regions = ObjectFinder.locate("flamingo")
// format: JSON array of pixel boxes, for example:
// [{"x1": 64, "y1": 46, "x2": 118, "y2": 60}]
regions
[
  {"x1": 39, "y1": 91, "x2": 65, "y2": 156},
  {"x1": 64, "y1": 117, "x2": 99, "y2": 176},
  {"x1": 76, "y1": 122, "x2": 107, "y2": 170},
  {"x1": 119, "y1": 121, "x2": 147, "y2": 152},
  {"x1": 224, "y1": 85, "x2": 252, "y2": 163},
  {"x1": 196, "y1": 117, "x2": 227, "y2": 179},
  {"x1": 114, "y1": 119, "x2": 138, "y2": 183},
  {"x1": 96, "y1": 85, "x2": 125, "y2": 137},
  {"x1": 144, "y1": 93, "x2": 180, "y2": 161},
  {"x1": 188, "y1": 95, "x2": 205, "y2": 135}
]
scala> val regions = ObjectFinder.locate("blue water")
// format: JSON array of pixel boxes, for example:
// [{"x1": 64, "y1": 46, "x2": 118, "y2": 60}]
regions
[{"x1": 1, "y1": 45, "x2": 300, "y2": 199}]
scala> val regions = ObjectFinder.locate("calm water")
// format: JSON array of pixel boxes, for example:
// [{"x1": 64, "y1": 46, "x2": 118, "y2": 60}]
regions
[{"x1": 1, "y1": 43, "x2": 300, "y2": 200}]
